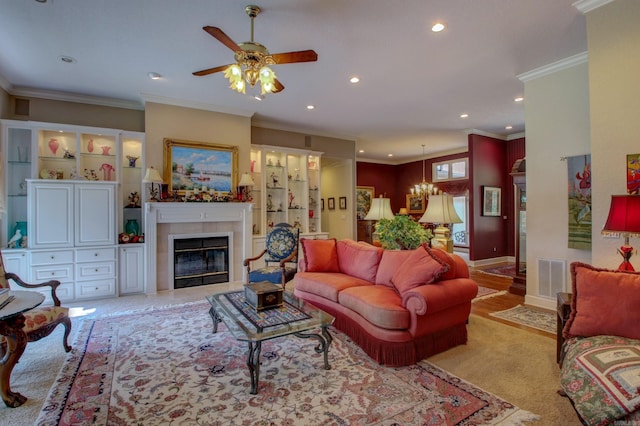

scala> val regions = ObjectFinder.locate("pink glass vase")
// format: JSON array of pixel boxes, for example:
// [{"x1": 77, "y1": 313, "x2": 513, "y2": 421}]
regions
[
  {"x1": 48, "y1": 138, "x2": 59, "y2": 155},
  {"x1": 101, "y1": 145, "x2": 111, "y2": 155}
]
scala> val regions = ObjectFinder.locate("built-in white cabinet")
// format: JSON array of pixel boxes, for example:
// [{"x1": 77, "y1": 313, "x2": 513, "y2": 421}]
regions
[
  {"x1": 0, "y1": 249, "x2": 28, "y2": 279},
  {"x1": 119, "y1": 245, "x2": 144, "y2": 295}
]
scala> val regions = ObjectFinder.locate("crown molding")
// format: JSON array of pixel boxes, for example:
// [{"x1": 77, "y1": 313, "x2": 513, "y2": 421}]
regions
[
  {"x1": 141, "y1": 93, "x2": 254, "y2": 118},
  {"x1": 465, "y1": 128, "x2": 507, "y2": 140},
  {"x1": 573, "y1": 0, "x2": 615, "y2": 14},
  {"x1": 0, "y1": 72, "x2": 11, "y2": 93},
  {"x1": 251, "y1": 118, "x2": 356, "y2": 142},
  {"x1": 507, "y1": 132, "x2": 526, "y2": 141},
  {"x1": 517, "y1": 51, "x2": 588, "y2": 82},
  {"x1": 9, "y1": 86, "x2": 144, "y2": 110}
]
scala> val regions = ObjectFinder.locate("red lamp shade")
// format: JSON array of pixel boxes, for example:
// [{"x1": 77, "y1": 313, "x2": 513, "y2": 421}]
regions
[
  {"x1": 602, "y1": 195, "x2": 640, "y2": 271},
  {"x1": 602, "y1": 195, "x2": 640, "y2": 235}
]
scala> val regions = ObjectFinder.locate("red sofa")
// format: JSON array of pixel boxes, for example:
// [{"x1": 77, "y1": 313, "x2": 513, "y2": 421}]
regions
[{"x1": 293, "y1": 238, "x2": 478, "y2": 366}]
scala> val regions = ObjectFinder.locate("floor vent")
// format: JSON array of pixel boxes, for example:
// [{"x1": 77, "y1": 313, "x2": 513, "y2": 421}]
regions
[{"x1": 537, "y1": 258, "x2": 566, "y2": 298}]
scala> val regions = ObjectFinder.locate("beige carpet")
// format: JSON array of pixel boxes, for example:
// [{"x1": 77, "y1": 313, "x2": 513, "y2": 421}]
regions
[{"x1": 0, "y1": 284, "x2": 579, "y2": 425}]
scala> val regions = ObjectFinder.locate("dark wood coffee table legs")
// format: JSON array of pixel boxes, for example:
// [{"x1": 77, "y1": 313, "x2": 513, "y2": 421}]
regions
[{"x1": 0, "y1": 313, "x2": 29, "y2": 407}]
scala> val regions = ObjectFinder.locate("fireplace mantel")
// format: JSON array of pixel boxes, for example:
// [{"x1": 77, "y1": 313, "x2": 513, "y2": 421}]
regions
[{"x1": 145, "y1": 202, "x2": 253, "y2": 293}]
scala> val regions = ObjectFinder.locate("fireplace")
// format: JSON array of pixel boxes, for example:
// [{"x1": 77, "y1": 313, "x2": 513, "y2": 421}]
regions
[
  {"x1": 145, "y1": 202, "x2": 253, "y2": 293},
  {"x1": 171, "y1": 234, "x2": 230, "y2": 289}
]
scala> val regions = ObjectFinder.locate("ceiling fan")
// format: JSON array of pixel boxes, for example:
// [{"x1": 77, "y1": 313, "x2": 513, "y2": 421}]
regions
[{"x1": 193, "y1": 5, "x2": 318, "y2": 95}]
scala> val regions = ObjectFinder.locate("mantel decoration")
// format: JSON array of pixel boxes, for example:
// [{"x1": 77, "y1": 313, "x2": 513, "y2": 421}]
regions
[
  {"x1": 163, "y1": 138, "x2": 238, "y2": 201},
  {"x1": 142, "y1": 166, "x2": 163, "y2": 202}
]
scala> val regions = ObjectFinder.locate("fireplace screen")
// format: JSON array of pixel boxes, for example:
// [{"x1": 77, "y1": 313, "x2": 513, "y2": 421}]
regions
[{"x1": 173, "y1": 236, "x2": 229, "y2": 288}]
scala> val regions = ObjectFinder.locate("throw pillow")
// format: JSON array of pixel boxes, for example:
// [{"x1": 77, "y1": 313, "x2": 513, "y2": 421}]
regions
[
  {"x1": 336, "y1": 239, "x2": 383, "y2": 282},
  {"x1": 427, "y1": 246, "x2": 457, "y2": 280},
  {"x1": 391, "y1": 245, "x2": 449, "y2": 294},
  {"x1": 564, "y1": 262, "x2": 640, "y2": 340},
  {"x1": 300, "y1": 238, "x2": 340, "y2": 272}
]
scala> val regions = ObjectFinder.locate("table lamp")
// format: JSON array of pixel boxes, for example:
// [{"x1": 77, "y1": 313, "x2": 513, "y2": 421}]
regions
[
  {"x1": 419, "y1": 194, "x2": 462, "y2": 253},
  {"x1": 142, "y1": 167, "x2": 164, "y2": 202},
  {"x1": 238, "y1": 172, "x2": 255, "y2": 201},
  {"x1": 601, "y1": 195, "x2": 640, "y2": 271},
  {"x1": 364, "y1": 196, "x2": 395, "y2": 244}
]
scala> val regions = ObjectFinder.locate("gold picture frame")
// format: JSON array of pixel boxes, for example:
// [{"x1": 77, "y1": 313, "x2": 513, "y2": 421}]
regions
[
  {"x1": 356, "y1": 186, "x2": 375, "y2": 220},
  {"x1": 406, "y1": 194, "x2": 425, "y2": 214},
  {"x1": 163, "y1": 138, "x2": 238, "y2": 195}
]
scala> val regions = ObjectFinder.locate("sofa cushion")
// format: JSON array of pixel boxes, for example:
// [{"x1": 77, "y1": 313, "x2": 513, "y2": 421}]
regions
[
  {"x1": 300, "y1": 238, "x2": 340, "y2": 272},
  {"x1": 336, "y1": 239, "x2": 383, "y2": 282},
  {"x1": 391, "y1": 245, "x2": 449, "y2": 294},
  {"x1": 564, "y1": 262, "x2": 640, "y2": 340},
  {"x1": 339, "y1": 285, "x2": 410, "y2": 330},
  {"x1": 294, "y1": 271, "x2": 372, "y2": 302},
  {"x1": 375, "y1": 250, "x2": 414, "y2": 288},
  {"x1": 428, "y1": 247, "x2": 457, "y2": 281}
]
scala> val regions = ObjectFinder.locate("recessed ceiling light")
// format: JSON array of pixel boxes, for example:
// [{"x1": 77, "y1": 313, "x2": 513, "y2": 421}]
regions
[
  {"x1": 431, "y1": 22, "x2": 446, "y2": 32},
  {"x1": 358, "y1": 149, "x2": 364, "y2": 153},
  {"x1": 35, "y1": 0, "x2": 47, "y2": 3},
  {"x1": 505, "y1": 125, "x2": 513, "y2": 130},
  {"x1": 306, "y1": 105, "x2": 315, "y2": 110},
  {"x1": 59, "y1": 55, "x2": 76, "y2": 64},
  {"x1": 514, "y1": 96, "x2": 524, "y2": 102},
  {"x1": 148, "y1": 72, "x2": 162, "y2": 80},
  {"x1": 460, "y1": 113, "x2": 469, "y2": 118},
  {"x1": 388, "y1": 154, "x2": 393, "y2": 157},
  {"x1": 350, "y1": 76, "x2": 360, "y2": 84}
]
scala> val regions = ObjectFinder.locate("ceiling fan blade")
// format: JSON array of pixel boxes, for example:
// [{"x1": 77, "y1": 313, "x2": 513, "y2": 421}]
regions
[
  {"x1": 271, "y1": 50, "x2": 318, "y2": 64},
  {"x1": 192, "y1": 64, "x2": 231, "y2": 77},
  {"x1": 203, "y1": 26, "x2": 242, "y2": 52},
  {"x1": 272, "y1": 79, "x2": 285, "y2": 93}
]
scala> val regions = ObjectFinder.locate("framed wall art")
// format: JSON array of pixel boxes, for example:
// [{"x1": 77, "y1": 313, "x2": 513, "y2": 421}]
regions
[
  {"x1": 406, "y1": 194, "x2": 425, "y2": 214},
  {"x1": 356, "y1": 186, "x2": 374, "y2": 220},
  {"x1": 339, "y1": 196, "x2": 347, "y2": 210},
  {"x1": 482, "y1": 186, "x2": 502, "y2": 216},
  {"x1": 328, "y1": 197, "x2": 335, "y2": 210},
  {"x1": 627, "y1": 153, "x2": 640, "y2": 195},
  {"x1": 163, "y1": 138, "x2": 238, "y2": 195}
]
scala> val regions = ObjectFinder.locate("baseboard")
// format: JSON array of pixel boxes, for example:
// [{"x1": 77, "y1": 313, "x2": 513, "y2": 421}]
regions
[
  {"x1": 466, "y1": 256, "x2": 515, "y2": 268},
  {"x1": 524, "y1": 294, "x2": 556, "y2": 311}
]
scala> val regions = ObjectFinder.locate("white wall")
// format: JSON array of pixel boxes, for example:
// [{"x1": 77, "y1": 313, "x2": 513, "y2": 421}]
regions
[
  {"x1": 320, "y1": 157, "x2": 355, "y2": 240},
  {"x1": 523, "y1": 61, "x2": 592, "y2": 309}
]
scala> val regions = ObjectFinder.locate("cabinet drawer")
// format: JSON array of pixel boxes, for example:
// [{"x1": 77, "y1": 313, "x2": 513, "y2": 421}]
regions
[
  {"x1": 31, "y1": 264, "x2": 74, "y2": 282},
  {"x1": 30, "y1": 250, "x2": 74, "y2": 266},
  {"x1": 76, "y1": 247, "x2": 117, "y2": 262},
  {"x1": 35, "y1": 282, "x2": 75, "y2": 305},
  {"x1": 76, "y1": 261, "x2": 116, "y2": 281},
  {"x1": 76, "y1": 279, "x2": 116, "y2": 299}
]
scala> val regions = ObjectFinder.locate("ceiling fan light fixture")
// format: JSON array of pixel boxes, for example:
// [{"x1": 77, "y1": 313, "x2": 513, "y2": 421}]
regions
[{"x1": 258, "y1": 66, "x2": 276, "y2": 94}]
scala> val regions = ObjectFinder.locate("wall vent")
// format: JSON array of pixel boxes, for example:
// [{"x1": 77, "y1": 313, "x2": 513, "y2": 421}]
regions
[{"x1": 537, "y1": 258, "x2": 566, "y2": 298}]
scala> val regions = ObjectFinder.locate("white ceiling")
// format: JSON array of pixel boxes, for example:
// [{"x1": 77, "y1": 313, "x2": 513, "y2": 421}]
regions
[{"x1": 0, "y1": 0, "x2": 587, "y2": 164}]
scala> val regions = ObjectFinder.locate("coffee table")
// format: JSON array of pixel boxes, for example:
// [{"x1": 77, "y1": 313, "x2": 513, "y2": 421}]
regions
[{"x1": 206, "y1": 289, "x2": 334, "y2": 394}]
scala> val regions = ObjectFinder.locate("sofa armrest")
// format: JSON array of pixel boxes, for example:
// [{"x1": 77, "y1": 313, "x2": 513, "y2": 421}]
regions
[
  {"x1": 401, "y1": 278, "x2": 478, "y2": 316},
  {"x1": 451, "y1": 254, "x2": 469, "y2": 278}
]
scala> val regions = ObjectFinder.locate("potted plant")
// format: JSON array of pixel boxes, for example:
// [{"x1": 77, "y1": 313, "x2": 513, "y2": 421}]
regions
[{"x1": 375, "y1": 215, "x2": 433, "y2": 250}]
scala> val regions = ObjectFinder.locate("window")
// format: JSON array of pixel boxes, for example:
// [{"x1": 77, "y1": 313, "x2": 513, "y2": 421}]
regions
[{"x1": 433, "y1": 158, "x2": 468, "y2": 182}]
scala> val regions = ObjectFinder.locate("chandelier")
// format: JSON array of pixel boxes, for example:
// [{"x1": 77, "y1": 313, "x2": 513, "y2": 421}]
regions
[
  {"x1": 224, "y1": 46, "x2": 277, "y2": 95},
  {"x1": 410, "y1": 145, "x2": 438, "y2": 198}
]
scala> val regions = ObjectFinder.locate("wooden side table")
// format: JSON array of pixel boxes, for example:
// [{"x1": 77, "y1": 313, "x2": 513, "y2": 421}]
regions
[
  {"x1": 556, "y1": 292, "x2": 572, "y2": 366},
  {"x1": 0, "y1": 290, "x2": 45, "y2": 407}
]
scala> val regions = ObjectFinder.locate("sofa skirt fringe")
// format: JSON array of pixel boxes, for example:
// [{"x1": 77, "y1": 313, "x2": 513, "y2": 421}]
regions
[{"x1": 414, "y1": 323, "x2": 468, "y2": 361}]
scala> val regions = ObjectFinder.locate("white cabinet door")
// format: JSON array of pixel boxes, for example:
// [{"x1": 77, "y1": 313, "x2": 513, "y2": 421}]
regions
[
  {"x1": 28, "y1": 181, "x2": 74, "y2": 248},
  {"x1": 75, "y1": 183, "x2": 116, "y2": 246},
  {"x1": 119, "y1": 245, "x2": 144, "y2": 294},
  {"x1": 1, "y1": 249, "x2": 28, "y2": 280}
]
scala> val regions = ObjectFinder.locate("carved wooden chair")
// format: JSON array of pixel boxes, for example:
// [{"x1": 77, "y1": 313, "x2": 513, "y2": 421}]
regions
[
  {"x1": 0, "y1": 252, "x2": 72, "y2": 358},
  {"x1": 244, "y1": 223, "x2": 300, "y2": 286}
]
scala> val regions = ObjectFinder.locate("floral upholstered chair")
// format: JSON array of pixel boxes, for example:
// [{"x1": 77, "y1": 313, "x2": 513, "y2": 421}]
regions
[
  {"x1": 244, "y1": 223, "x2": 300, "y2": 286},
  {"x1": 0, "y1": 252, "x2": 71, "y2": 358}
]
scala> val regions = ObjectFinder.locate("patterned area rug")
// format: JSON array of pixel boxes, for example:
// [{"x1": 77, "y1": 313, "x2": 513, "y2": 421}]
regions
[
  {"x1": 473, "y1": 286, "x2": 508, "y2": 302},
  {"x1": 36, "y1": 302, "x2": 537, "y2": 425},
  {"x1": 490, "y1": 305, "x2": 556, "y2": 334},
  {"x1": 478, "y1": 265, "x2": 517, "y2": 278}
]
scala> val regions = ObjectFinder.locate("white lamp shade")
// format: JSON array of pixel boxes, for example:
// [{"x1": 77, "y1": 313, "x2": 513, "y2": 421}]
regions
[
  {"x1": 142, "y1": 167, "x2": 163, "y2": 183},
  {"x1": 419, "y1": 194, "x2": 462, "y2": 224},
  {"x1": 238, "y1": 173, "x2": 255, "y2": 186},
  {"x1": 364, "y1": 197, "x2": 395, "y2": 220}
]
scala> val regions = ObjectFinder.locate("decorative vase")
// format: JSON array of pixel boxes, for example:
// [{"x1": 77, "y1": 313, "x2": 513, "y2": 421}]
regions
[
  {"x1": 101, "y1": 145, "x2": 112, "y2": 155},
  {"x1": 127, "y1": 155, "x2": 139, "y2": 168},
  {"x1": 87, "y1": 138, "x2": 94, "y2": 153},
  {"x1": 125, "y1": 219, "x2": 140, "y2": 236},
  {"x1": 48, "y1": 138, "x2": 59, "y2": 155}
]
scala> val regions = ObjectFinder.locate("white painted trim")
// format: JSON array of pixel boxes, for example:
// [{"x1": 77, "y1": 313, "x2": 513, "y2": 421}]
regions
[
  {"x1": 524, "y1": 294, "x2": 556, "y2": 311},
  {"x1": 464, "y1": 128, "x2": 507, "y2": 140},
  {"x1": 506, "y1": 132, "x2": 526, "y2": 141},
  {"x1": 141, "y1": 93, "x2": 255, "y2": 117},
  {"x1": 573, "y1": 0, "x2": 615, "y2": 14},
  {"x1": 517, "y1": 52, "x2": 588, "y2": 82}
]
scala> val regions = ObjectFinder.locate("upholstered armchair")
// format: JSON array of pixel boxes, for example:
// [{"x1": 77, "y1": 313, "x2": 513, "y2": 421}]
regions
[
  {"x1": 244, "y1": 223, "x2": 300, "y2": 286},
  {"x1": 0, "y1": 253, "x2": 72, "y2": 358}
]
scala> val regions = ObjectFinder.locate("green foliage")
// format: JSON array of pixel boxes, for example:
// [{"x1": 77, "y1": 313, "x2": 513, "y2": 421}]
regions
[{"x1": 375, "y1": 215, "x2": 433, "y2": 250}]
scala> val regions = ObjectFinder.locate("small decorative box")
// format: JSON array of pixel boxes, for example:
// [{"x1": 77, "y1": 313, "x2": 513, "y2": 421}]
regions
[{"x1": 244, "y1": 282, "x2": 284, "y2": 311}]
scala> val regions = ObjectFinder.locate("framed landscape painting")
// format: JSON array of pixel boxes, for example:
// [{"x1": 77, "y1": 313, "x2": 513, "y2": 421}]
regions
[
  {"x1": 356, "y1": 186, "x2": 374, "y2": 220},
  {"x1": 406, "y1": 194, "x2": 425, "y2": 214},
  {"x1": 163, "y1": 138, "x2": 238, "y2": 195},
  {"x1": 482, "y1": 186, "x2": 502, "y2": 216}
]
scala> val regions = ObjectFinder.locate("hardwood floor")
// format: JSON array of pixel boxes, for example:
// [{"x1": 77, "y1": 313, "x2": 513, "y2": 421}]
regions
[{"x1": 470, "y1": 266, "x2": 556, "y2": 339}]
